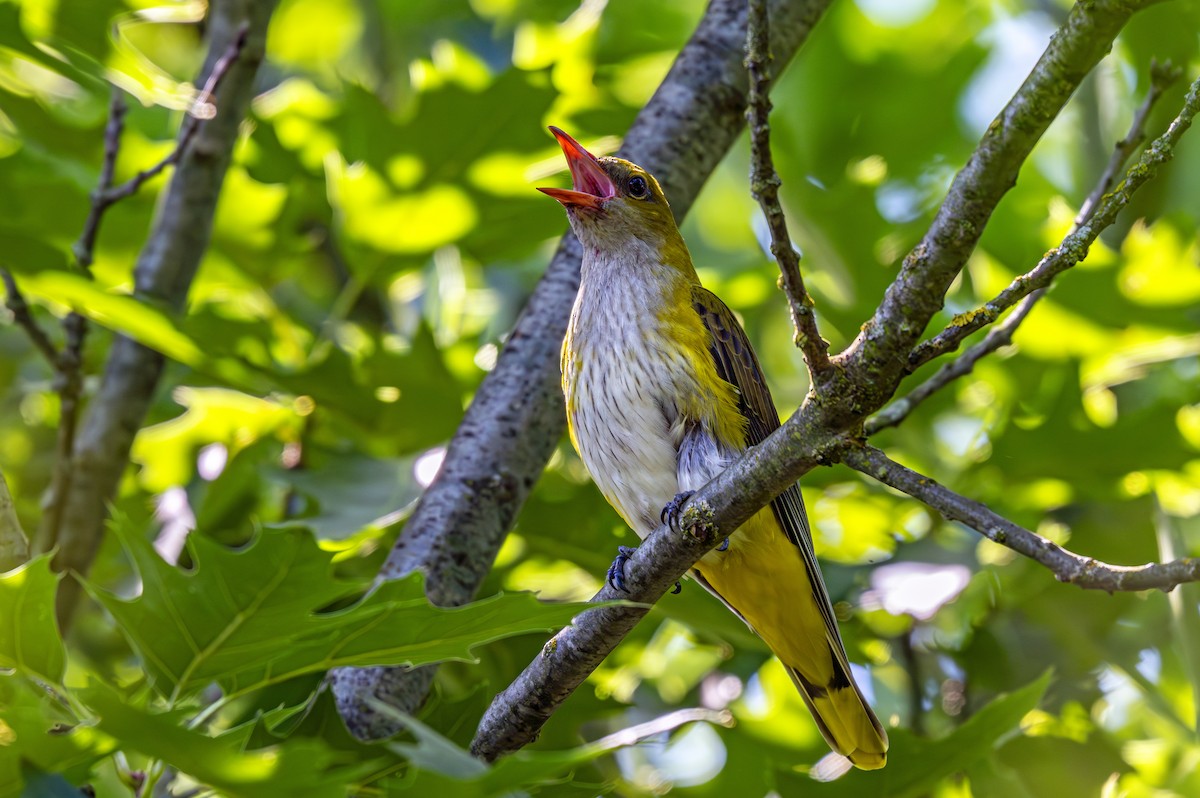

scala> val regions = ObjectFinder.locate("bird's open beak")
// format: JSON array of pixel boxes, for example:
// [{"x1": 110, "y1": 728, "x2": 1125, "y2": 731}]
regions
[{"x1": 538, "y1": 126, "x2": 615, "y2": 210}]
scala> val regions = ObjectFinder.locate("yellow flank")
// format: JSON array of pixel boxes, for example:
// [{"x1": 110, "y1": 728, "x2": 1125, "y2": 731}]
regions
[{"x1": 655, "y1": 298, "x2": 747, "y2": 449}]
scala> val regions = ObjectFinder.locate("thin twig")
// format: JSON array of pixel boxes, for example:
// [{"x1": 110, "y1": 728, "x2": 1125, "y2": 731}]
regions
[
  {"x1": 98, "y1": 23, "x2": 250, "y2": 208},
  {"x1": 1, "y1": 269, "x2": 59, "y2": 365},
  {"x1": 866, "y1": 61, "x2": 1183, "y2": 435},
  {"x1": 745, "y1": 0, "x2": 830, "y2": 376},
  {"x1": 1077, "y1": 59, "x2": 1182, "y2": 225},
  {"x1": 908, "y1": 72, "x2": 1200, "y2": 370},
  {"x1": 840, "y1": 443, "x2": 1200, "y2": 592},
  {"x1": 73, "y1": 89, "x2": 128, "y2": 270}
]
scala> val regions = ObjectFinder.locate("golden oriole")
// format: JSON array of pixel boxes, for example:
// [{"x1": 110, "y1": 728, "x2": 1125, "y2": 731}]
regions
[{"x1": 540, "y1": 126, "x2": 888, "y2": 769}]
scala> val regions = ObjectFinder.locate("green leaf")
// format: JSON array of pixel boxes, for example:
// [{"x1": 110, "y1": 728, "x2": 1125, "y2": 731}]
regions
[
  {"x1": 0, "y1": 672, "x2": 114, "y2": 793},
  {"x1": 81, "y1": 683, "x2": 382, "y2": 798},
  {"x1": 12, "y1": 270, "x2": 266, "y2": 392},
  {"x1": 796, "y1": 670, "x2": 1053, "y2": 797},
  {"x1": 90, "y1": 523, "x2": 604, "y2": 707},
  {"x1": 0, "y1": 555, "x2": 65, "y2": 683}
]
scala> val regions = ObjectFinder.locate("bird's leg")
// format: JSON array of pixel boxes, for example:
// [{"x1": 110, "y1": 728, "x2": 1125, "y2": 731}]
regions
[
  {"x1": 662, "y1": 489, "x2": 728, "y2": 553},
  {"x1": 660, "y1": 490, "x2": 696, "y2": 533},
  {"x1": 606, "y1": 545, "x2": 682, "y2": 594},
  {"x1": 606, "y1": 546, "x2": 637, "y2": 593}
]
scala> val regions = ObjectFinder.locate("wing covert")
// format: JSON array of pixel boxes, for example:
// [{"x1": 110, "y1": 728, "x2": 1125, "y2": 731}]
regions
[{"x1": 691, "y1": 286, "x2": 845, "y2": 654}]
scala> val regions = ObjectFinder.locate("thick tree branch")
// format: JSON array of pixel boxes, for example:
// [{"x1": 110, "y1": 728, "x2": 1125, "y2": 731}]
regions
[
  {"x1": 330, "y1": 0, "x2": 836, "y2": 740},
  {"x1": 468, "y1": 0, "x2": 1168, "y2": 761},
  {"x1": 839, "y1": 444, "x2": 1200, "y2": 593},
  {"x1": 48, "y1": 0, "x2": 276, "y2": 629},
  {"x1": 909, "y1": 71, "x2": 1200, "y2": 370},
  {"x1": 866, "y1": 61, "x2": 1183, "y2": 435},
  {"x1": 745, "y1": 0, "x2": 829, "y2": 376}
]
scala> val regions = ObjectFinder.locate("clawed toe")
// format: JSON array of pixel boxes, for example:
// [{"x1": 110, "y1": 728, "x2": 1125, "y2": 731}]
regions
[
  {"x1": 717, "y1": 537, "x2": 729, "y2": 552},
  {"x1": 606, "y1": 545, "x2": 637, "y2": 593},
  {"x1": 660, "y1": 490, "x2": 696, "y2": 533}
]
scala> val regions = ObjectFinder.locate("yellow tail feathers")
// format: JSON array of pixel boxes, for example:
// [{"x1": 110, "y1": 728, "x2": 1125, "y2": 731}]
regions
[{"x1": 786, "y1": 664, "x2": 889, "y2": 770}]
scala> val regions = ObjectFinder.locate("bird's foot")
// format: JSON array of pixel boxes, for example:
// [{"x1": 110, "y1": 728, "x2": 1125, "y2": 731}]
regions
[
  {"x1": 717, "y1": 537, "x2": 729, "y2": 552},
  {"x1": 606, "y1": 545, "x2": 637, "y2": 593},
  {"x1": 671, "y1": 581, "x2": 682, "y2": 594},
  {"x1": 660, "y1": 490, "x2": 696, "y2": 534}
]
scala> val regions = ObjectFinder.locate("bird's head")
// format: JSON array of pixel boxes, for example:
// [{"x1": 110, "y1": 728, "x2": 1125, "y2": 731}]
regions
[{"x1": 539, "y1": 127, "x2": 683, "y2": 256}]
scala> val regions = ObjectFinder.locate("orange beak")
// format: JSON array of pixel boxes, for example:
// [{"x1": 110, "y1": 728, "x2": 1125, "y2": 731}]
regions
[{"x1": 538, "y1": 126, "x2": 615, "y2": 210}]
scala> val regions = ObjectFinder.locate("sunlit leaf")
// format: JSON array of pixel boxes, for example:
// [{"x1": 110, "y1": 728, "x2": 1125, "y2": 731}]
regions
[
  {"x1": 0, "y1": 555, "x2": 64, "y2": 683},
  {"x1": 90, "y1": 522, "x2": 605, "y2": 705},
  {"x1": 82, "y1": 683, "x2": 382, "y2": 798}
]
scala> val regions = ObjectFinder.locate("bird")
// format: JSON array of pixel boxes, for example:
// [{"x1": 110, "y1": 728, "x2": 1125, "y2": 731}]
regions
[{"x1": 538, "y1": 126, "x2": 888, "y2": 770}]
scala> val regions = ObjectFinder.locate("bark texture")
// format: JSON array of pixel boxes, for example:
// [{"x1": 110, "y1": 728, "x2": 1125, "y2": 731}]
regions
[{"x1": 330, "y1": 0, "x2": 836, "y2": 740}]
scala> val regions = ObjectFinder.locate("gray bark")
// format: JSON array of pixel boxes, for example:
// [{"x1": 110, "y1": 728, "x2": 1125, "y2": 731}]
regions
[{"x1": 330, "y1": 0, "x2": 836, "y2": 740}]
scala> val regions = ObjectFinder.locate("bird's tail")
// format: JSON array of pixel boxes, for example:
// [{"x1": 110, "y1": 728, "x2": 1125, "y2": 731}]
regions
[{"x1": 785, "y1": 658, "x2": 888, "y2": 770}]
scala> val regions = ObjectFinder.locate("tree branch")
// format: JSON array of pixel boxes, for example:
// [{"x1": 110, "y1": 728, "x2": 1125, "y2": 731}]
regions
[
  {"x1": 839, "y1": 443, "x2": 1200, "y2": 593},
  {"x1": 33, "y1": 89, "x2": 126, "y2": 556},
  {"x1": 1, "y1": 269, "x2": 59, "y2": 366},
  {"x1": 839, "y1": 0, "x2": 1150, "y2": 413},
  {"x1": 470, "y1": 427, "x2": 850, "y2": 762},
  {"x1": 47, "y1": 0, "x2": 277, "y2": 629},
  {"x1": 866, "y1": 60, "x2": 1183, "y2": 435},
  {"x1": 909, "y1": 70, "x2": 1200, "y2": 370},
  {"x1": 330, "y1": 0, "x2": 837, "y2": 741},
  {"x1": 467, "y1": 0, "x2": 1167, "y2": 762},
  {"x1": 33, "y1": 26, "x2": 253, "y2": 559},
  {"x1": 745, "y1": 0, "x2": 830, "y2": 376}
]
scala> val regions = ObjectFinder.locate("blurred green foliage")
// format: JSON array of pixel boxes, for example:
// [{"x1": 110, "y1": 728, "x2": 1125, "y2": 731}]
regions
[{"x1": 1, "y1": 0, "x2": 1200, "y2": 796}]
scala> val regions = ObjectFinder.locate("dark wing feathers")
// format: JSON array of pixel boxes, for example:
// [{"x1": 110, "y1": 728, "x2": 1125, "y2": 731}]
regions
[{"x1": 691, "y1": 286, "x2": 844, "y2": 654}]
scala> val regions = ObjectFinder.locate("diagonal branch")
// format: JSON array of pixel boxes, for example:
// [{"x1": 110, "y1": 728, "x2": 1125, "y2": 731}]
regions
[
  {"x1": 908, "y1": 71, "x2": 1200, "y2": 371},
  {"x1": 467, "y1": 0, "x2": 1164, "y2": 762},
  {"x1": 866, "y1": 61, "x2": 1184, "y2": 435},
  {"x1": 330, "y1": 0, "x2": 837, "y2": 742},
  {"x1": 839, "y1": 0, "x2": 1152, "y2": 414},
  {"x1": 1, "y1": 269, "x2": 59, "y2": 365},
  {"x1": 839, "y1": 443, "x2": 1200, "y2": 593},
  {"x1": 745, "y1": 0, "x2": 830, "y2": 376},
  {"x1": 470, "y1": 426, "x2": 849, "y2": 761}
]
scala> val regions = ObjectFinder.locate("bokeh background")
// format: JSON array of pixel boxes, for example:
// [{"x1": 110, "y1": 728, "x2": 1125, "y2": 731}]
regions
[{"x1": 2, "y1": 0, "x2": 1200, "y2": 795}]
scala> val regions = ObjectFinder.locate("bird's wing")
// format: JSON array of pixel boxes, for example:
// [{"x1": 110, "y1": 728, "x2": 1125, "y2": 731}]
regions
[{"x1": 690, "y1": 285, "x2": 845, "y2": 655}]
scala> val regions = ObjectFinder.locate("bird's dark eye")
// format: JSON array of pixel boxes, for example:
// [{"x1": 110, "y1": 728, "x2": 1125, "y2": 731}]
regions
[{"x1": 627, "y1": 175, "x2": 649, "y2": 199}]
